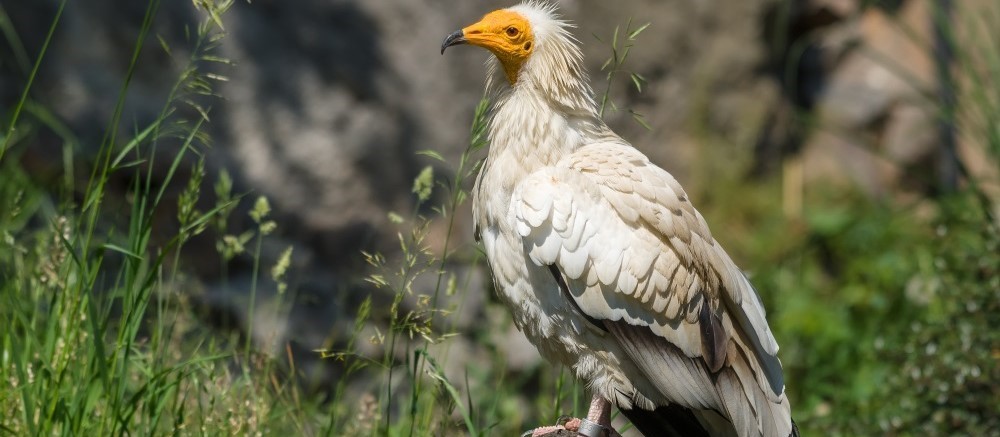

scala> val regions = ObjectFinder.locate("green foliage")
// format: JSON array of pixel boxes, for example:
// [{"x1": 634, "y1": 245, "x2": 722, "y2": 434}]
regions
[
  {"x1": 866, "y1": 195, "x2": 999, "y2": 435},
  {"x1": 594, "y1": 18, "x2": 651, "y2": 128},
  {"x1": 0, "y1": 1, "x2": 317, "y2": 435},
  {"x1": 697, "y1": 148, "x2": 998, "y2": 436},
  {"x1": 744, "y1": 192, "x2": 998, "y2": 437}
]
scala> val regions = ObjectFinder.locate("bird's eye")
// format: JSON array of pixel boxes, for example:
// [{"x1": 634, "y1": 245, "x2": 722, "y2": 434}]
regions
[{"x1": 506, "y1": 27, "x2": 519, "y2": 37}]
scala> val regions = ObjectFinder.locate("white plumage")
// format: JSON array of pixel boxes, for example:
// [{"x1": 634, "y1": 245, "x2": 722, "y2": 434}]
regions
[{"x1": 443, "y1": 3, "x2": 796, "y2": 436}]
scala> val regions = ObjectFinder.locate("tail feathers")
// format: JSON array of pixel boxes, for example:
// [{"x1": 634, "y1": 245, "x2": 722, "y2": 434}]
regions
[
  {"x1": 716, "y1": 339, "x2": 793, "y2": 437},
  {"x1": 602, "y1": 319, "x2": 795, "y2": 436}
]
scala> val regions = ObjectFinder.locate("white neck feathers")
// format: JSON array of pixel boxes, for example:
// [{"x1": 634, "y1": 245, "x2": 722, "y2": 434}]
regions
[{"x1": 484, "y1": 3, "x2": 611, "y2": 169}]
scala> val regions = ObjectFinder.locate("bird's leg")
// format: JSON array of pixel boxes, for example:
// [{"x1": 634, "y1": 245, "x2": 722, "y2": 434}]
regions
[
  {"x1": 525, "y1": 395, "x2": 622, "y2": 437},
  {"x1": 586, "y1": 395, "x2": 612, "y2": 426}
]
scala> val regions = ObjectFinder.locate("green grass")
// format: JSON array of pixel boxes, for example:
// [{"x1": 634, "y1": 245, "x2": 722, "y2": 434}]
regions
[
  {"x1": 1, "y1": 0, "x2": 997, "y2": 436},
  {"x1": 0, "y1": 1, "x2": 322, "y2": 435}
]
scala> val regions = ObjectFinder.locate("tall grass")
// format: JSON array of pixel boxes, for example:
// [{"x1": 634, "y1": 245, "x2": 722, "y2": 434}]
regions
[{"x1": 0, "y1": 1, "x2": 318, "y2": 435}]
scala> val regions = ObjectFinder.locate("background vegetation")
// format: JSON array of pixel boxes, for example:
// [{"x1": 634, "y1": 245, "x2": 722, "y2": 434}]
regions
[{"x1": 0, "y1": 0, "x2": 997, "y2": 436}]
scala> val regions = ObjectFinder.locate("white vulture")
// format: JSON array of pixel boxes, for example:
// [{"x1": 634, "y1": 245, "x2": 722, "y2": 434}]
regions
[{"x1": 441, "y1": 3, "x2": 797, "y2": 436}]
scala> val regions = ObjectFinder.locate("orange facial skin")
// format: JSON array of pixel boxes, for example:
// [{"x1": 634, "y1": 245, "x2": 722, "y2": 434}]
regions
[{"x1": 442, "y1": 10, "x2": 535, "y2": 84}]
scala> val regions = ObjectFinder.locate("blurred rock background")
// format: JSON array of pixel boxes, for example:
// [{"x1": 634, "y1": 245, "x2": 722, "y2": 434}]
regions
[{"x1": 1, "y1": 0, "x2": 997, "y2": 433}]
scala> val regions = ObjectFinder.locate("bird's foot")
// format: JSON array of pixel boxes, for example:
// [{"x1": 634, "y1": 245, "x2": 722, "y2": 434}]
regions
[
  {"x1": 522, "y1": 416, "x2": 580, "y2": 437},
  {"x1": 522, "y1": 416, "x2": 619, "y2": 437}
]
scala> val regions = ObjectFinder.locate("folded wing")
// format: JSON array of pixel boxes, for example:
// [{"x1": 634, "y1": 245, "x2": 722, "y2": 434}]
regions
[{"x1": 512, "y1": 142, "x2": 792, "y2": 437}]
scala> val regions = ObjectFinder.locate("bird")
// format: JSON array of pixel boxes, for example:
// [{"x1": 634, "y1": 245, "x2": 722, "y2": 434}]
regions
[{"x1": 441, "y1": 2, "x2": 797, "y2": 436}]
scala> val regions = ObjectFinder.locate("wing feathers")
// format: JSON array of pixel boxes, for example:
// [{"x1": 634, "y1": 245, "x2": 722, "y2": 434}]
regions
[
  {"x1": 605, "y1": 321, "x2": 720, "y2": 410},
  {"x1": 559, "y1": 245, "x2": 589, "y2": 278},
  {"x1": 699, "y1": 299, "x2": 729, "y2": 373}
]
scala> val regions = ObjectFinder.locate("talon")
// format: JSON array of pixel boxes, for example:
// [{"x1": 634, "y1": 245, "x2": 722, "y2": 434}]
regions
[
  {"x1": 525, "y1": 417, "x2": 588, "y2": 437},
  {"x1": 556, "y1": 415, "x2": 575, "y2": 426},
  {"x1": 562, "y1": 418, "x2": 582, "y2": 431}
]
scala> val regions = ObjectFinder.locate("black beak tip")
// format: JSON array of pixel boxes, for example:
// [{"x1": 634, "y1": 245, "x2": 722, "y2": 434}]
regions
[{"x1": 440, "y1": 30, "x2": 465, "y2": 55}]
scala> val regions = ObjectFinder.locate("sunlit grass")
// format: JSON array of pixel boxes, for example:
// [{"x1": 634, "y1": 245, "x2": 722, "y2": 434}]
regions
[{"x1": 0, "y1": 1, "x2": 321, "y2": 435}]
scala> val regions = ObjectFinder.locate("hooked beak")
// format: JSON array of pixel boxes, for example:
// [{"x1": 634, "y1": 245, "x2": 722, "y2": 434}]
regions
[{"x1": 440, "y1": 30, "x2": 466, "y2": 55}]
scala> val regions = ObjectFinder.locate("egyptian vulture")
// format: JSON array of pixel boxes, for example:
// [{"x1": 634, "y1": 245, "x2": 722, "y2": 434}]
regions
[{"x1": 441, "y1": 3, "x2": 797, "y2": 436}]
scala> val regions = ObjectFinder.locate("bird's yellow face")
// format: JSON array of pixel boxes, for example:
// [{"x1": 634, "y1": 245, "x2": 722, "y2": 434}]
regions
[{"x1": 441, "y1": 10, "x2": 535, "y2": 84}]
